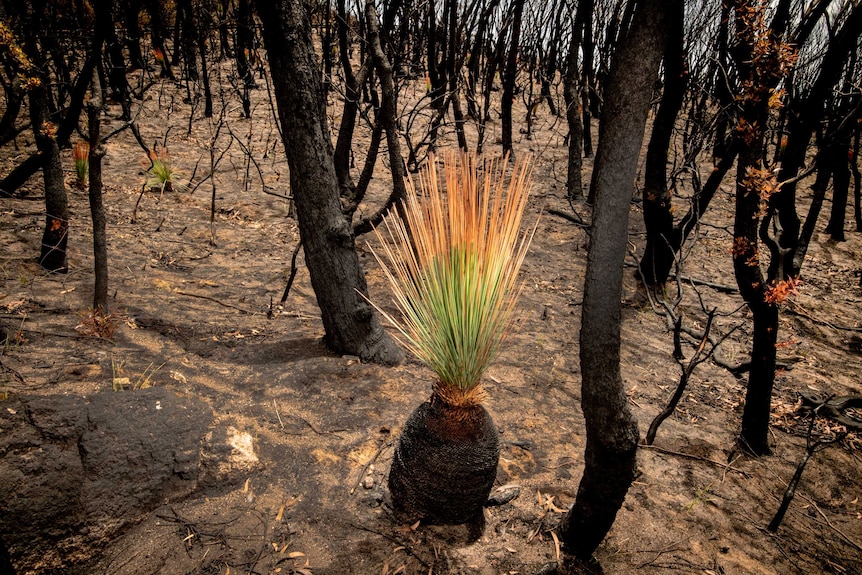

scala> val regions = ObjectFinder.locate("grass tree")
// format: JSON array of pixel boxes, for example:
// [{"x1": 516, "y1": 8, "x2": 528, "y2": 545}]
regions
[{"x1": 369, "y1": 151, "x2": 536, "y2": 527}]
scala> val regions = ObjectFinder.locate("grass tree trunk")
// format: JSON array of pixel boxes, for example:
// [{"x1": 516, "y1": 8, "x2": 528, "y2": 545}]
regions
[
  {"x1": 257, "y1": 0, "x2": 402, "y2": 366},
  {"x1": 558, "y1": 0, "x2": 669, "y2": 560}
]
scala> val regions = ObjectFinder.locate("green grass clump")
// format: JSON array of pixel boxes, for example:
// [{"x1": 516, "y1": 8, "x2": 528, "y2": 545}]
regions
[{"x1": 146, "y1": 145, "x2": 186, "y2": 194}]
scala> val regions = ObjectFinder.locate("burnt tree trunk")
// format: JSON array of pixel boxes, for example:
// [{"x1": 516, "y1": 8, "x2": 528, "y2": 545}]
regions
[
  {"x1": 558, "y1": 0, "x2": 668, "y2": 560},
  {"x1": 445, "y1": 0, "x2": 467, "y2": 151},
  {"x1": 235, "y1": 0, "x2": 256, "y2": 88},
  {"x1": 477, "y1": 25, "x2": 506, "y2": 154},
  {"x1": 257, "y1": 0, "x2": 402, "y2": 366},
  {"x1": 88, "y1": 85, "x2": 109, "y2": 310},
  {"x1": 501, "y1": 0, "x2": 525, "y2": 156},
  {"x1": 197, "y1": 21, "x2": 214, "y2": 118},
  {"x1": 825, "y1": 126, "x2": 852, "y2": 242},
  {"x1": 580, "y1": 0, "x2": 594, "y2": 158},
  {"x1": 21, "y1": 5, "x2": 71, "y2": 274},
  {"x1": 123, "y1": 0, "x2": 145, "y2": 70},
  {"x1": 104, "y1": 7, "x2": 132, "y2": 119},
  {"x1": 730, "y1": 0, "x2": 794, "y2": 456},
  {"x1": 426, "y1": 0, "x2": 445, "y2": 152},
  {"x1": 353, "y1": 1, "x2": 408, "y2": 236},
  {"x1": 638, "y1": 0, "x2": 686, "y2": 286},
  {"x1": 176, "y1": 0, "x2": 199, "y2": 81},
  {"x1": 334, "y1": 0, "x2": 369, "y2": 206},
  {"x1": 144, "y1": 0, "x2": 175, "y2": 79},
  {"x1": 563, "y1": 0, "x2": 585, "y2": 200},
  {"x1": 29, "y1": 86, "x2": 68, "y2": 273},
  {"x1": 777, "y1": 4, "x2": 862, "y2": 277},
  {"x1": 88, "y1": 0, "x2": 110, "y2": 310},
  {"x1": 853, "y1": 125, "x2": 861, "y2": 232}
]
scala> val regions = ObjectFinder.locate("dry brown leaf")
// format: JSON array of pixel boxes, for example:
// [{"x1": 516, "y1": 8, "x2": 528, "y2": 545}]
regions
[
  {"x1": 551, "y1": 531, "x2": 561, "y2": 561},
  {"x1": 287, "y1": 551, "x2": 309, "y2": 567}
]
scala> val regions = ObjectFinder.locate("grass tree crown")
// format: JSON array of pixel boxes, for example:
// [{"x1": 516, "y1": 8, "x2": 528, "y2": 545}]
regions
[{"x1": 369, "y1": 151, "x2": 537, "y2": 407}]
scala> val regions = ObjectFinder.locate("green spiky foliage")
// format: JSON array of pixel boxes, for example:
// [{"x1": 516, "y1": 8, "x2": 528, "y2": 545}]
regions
[
  {"x1": 369, "y1": 151, "x2": 537, "y2": 407},
  {"x1": 146, "y1": 145, "x2": 185, "y2": 194}
]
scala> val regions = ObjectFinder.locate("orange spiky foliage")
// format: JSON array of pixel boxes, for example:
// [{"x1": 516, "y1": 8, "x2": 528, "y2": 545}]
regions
[{"x1": 368, "y1": 151, "x2": 537, "y2": 407}]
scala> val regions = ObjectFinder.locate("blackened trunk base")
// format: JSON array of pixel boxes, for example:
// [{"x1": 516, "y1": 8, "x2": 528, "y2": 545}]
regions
[
  {"x1": 388, "y1": 398, "x2": 499, "y2": 527},
  {"x1": 558, "y1": 439, "x2": 638, "y2": 559}
]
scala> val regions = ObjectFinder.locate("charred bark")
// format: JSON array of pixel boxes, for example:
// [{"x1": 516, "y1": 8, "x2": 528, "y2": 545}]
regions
[
  {"x1": 580, "y1": 0, "x2": 594, "y2": 158},
  {"x1": 388, "y1": 397, "x2": 499, "y2": 527},
  {"x1": 776, "y1": 4, "x2": 862, "y2": 277},
  {"x1": 564, "y1": 0, "x2": 585, "y2": 200},
  {"x1": 333, "y1": 0, "x2": 370, "y2": 207},
  {"x1": 144, "y1": 0, "x2": 175, "y2": 79},
  {"x1": 257, "y1": 0, "x2": 402, "y2": 365},
  {"x1": 639, "y1": 0, "x2": 686, "y2": 286},
  {"x1": 235, "y1": 0, "x2": 256, "y2": 88},
  {"x1": 29, "y1": 85, "x2": 68, "y2": 273},
  {"x1": 730, "y1": 0, "x2": 794, "y2": 456},
  {"x1": 353, "y1": 1, "x2": 408, "y2": 236},
  {"x1": 500, "y1": 0, "x2": 525, "y2": 156},
  {"x1": 825, "y1": 126, "x2": 853, "y2": 242},
  {"x1": 558, "y1": 0, "x2": 668, "y2": 560},
  {"x1": 88, "y1": 0, "x2": 110, "y2": 309}
]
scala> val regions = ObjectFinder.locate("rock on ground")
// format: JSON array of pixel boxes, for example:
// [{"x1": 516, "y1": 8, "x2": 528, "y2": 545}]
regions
[{"x1": 0, "y1": 387, "x2": 212, "y2": 573}]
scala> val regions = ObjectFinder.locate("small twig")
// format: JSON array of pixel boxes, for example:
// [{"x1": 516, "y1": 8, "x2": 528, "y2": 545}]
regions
[
  {"x1": 768, "y1": 397, "x2": 845, "y2": 533},
  {"x1": 132, "y1": 182, "x2": 148, "y2": 223},
  {"x1": 671, "y1": 273, "x2": 739, "y2": 293},
  {"x1": 273, "y1": 399, "x2": 285, "y2": 429},
  {"x1": 635, "y1": 536, "x2": 694, "y2": 569},
  {"x1": 802, "y1": 496, "x2": 862, "y2": 554},
  {"x1": 277, "y1": 407, "x2": 342, "y2": 437},
  {"x1": 786, "y1": 300, "x2": 862, "y2": 332},
  {"x1": 174, "y1": 290, "x2": 252, "y2": 314},
  {"x1": 645, "y1": 310, "x2": 716, "y2": 445},
  {"x1": 350, "y1": 441, "x2": 392, "y2": 494},
  {"x1": 279, "y1": 239, "x2": 304, "y2": 305},
  {"x1": 349, "y1": 523, "x2": 430, "y2": 569},
  {"x1": 548, "y1": 207, "x2": 588, "y2": 227},
  {"x1": 16, "y1": 327, "x2": 115, "y2": 341},
  {"x1": 639, "y1": 444, "x2": 749, "y2": 477}
]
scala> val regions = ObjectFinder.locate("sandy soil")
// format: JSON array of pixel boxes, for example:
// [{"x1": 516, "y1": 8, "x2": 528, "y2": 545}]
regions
[{"x1": 1, "y1": 59, "x2": 861, "y2": 575}]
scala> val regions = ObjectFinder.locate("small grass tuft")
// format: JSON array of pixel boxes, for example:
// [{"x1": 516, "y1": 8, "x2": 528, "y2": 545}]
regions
[
  {"x1": 111, "y1": 356, "x2": 165, "y2": 391},
  {"x1": 146, "y1": 145, "x2": 187, "y2": 195},
  {"x1": 73, "y1": 140, "x2": 89, "y2": 189},
  {"x1": 2, "y1": 317, "x2": 27, "y2": 351},
  {"x1": 75, "y1": 308, "x2": 122, "y2": 339}
]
